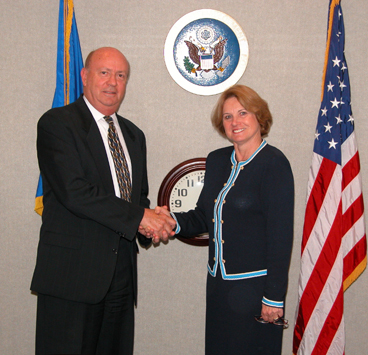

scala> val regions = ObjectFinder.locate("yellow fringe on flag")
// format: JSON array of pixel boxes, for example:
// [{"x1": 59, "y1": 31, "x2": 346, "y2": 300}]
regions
[
  {"x1": 64, "y1": 0, "x2": 73, "y2": 105},
  {"x1": 34, "y1": 195, "x2": 43, "y2": 216},
  {"x1": 321, "y1": 0, "x2": 341, "y2": 101},
  {"x1": 343, "y1": 256, "x2": 367, "y2": 291}
]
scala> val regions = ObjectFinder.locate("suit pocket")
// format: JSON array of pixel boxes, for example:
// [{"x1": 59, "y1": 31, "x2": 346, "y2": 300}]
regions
[{"x1": 41, "y1": 231, "x2": 82, "y2": 250}]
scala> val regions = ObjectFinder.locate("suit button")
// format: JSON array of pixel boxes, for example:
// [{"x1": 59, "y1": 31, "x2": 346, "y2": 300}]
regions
[{"x1": 112, "y1": 248, "x2": 118, "y2": 254}]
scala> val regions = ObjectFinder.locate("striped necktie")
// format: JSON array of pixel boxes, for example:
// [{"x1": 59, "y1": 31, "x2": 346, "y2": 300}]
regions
[{"x1": 104, "y1": 116, "x2": 132, "y2": 201}]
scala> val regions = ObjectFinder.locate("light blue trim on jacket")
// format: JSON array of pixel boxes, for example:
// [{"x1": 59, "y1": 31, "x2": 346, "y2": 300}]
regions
[
  {"x1": 170, "y1": 212, "x2": 180, "y2": 234},
  {"x1": 211, "y1": 140, "x2": 268, "y2": 281},
  {"x1": 262, "y1": 297, "x2": 284, "y2": 308}
]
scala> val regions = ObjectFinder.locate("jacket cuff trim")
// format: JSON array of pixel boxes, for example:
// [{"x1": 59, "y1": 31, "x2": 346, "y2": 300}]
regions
[{"x1": 262, "y1": 297, "x2": 284, "y2": 308}]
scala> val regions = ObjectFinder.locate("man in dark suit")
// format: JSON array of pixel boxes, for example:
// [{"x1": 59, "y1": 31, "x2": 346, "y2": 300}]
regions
[{"x1": 31, "y1": 47, "x2": 175, "y2": 354}]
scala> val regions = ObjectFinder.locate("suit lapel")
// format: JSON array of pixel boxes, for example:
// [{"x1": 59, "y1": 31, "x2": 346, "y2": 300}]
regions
[{"x1": 74, "y1": 97, "x2": 115, "y2": 194}]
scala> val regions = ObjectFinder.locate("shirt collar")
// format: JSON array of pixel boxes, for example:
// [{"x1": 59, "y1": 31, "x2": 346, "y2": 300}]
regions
[{"x1": 83, "y1": 95, "x2": 117, "y2": 124}]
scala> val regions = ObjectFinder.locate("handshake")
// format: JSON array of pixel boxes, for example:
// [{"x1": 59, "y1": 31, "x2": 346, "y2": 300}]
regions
[{"x1": 139, "y1": 206, "x2": 176, "y2": 244}]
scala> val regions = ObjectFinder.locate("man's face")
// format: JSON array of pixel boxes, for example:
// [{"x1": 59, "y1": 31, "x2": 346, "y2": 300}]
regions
[{"x1": 81, "y1": 48, "x2": 129, "y2": 116}]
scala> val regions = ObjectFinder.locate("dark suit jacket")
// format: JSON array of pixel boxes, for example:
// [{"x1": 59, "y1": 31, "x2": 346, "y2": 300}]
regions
[{"x1": 31, "y1": 96, "x2": 150, "y2": 304}]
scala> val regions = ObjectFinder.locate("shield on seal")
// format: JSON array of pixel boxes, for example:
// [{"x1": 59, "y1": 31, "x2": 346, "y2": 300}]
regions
[{"x1": 200, "y1": 54, "x2": 214, "y2": 70}]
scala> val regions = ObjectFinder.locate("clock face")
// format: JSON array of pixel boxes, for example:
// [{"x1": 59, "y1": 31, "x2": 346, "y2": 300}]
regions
[
  {"x1": 169, "y1": 170, "x2": 205, "y2": 212},
  {"x1": 157, "y1": 158, "x2": 208, "y2": 246}
]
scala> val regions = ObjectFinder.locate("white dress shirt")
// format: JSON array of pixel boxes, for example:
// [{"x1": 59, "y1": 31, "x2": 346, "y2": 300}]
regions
[{"x1": 83, "y1": 96, "x2": 132, "y2": 198}]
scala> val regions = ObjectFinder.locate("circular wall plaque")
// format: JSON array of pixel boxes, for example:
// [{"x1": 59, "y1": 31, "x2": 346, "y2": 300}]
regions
[{"x1": 164, "y1": 9, "x2": 249, "y2": 96}]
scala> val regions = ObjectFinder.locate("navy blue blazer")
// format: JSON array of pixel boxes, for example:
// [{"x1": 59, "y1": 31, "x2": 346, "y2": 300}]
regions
[{"x1": 174, "y1": 142, "x2": 294, "y2": 307}]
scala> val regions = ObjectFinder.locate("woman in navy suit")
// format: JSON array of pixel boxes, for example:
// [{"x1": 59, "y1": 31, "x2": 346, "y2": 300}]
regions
[{"x1": 167, "y1": 85, "x2": 294, "y2": 354}]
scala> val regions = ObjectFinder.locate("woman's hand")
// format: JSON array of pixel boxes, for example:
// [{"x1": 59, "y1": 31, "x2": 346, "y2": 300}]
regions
[{"x1": 261, "y1": 304, "x2": 283, "y2": 322}]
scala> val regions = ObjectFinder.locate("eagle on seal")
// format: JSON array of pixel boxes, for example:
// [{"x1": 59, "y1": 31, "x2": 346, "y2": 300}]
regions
[{"x1": 184, "y1": 37, "x2": 227, "y2": 72}]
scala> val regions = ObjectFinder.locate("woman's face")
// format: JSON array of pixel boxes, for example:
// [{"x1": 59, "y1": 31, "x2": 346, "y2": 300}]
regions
[{"x1": 222, "y1": 97, "x2": 261, "y2": 148}]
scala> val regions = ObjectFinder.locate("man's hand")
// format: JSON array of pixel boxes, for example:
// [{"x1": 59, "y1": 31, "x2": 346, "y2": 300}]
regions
[
  {"x1": 139, "y1": 207, "x2": 176, "y2": 244},
  {"x1": 154, "y1": 205, "x2": 171, "y2": 217}
]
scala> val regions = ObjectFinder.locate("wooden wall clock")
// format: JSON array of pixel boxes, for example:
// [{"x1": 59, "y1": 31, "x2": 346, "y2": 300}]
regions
[{"x1": 157, "y1": 158, "x2": 209, "y2": 246}]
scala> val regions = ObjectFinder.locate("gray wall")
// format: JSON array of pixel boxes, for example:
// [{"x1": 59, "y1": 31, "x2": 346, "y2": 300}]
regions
[{"x1": 1, "y1": 1, "x2": 367, "y2": 354}]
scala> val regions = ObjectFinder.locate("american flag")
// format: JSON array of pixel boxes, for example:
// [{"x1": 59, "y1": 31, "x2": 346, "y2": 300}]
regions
[{"x1": 293, "y1": 1, "x2": 367, "y2": 354}]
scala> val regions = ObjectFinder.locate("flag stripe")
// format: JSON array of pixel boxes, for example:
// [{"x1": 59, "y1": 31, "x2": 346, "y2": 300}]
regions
[
  {"x1": 295, "y1": 200, "x2": 342, "y2": 328},
  {"x1": 343, "y1": 235, "x2": 367, "y2": 288},
  {"x1": 301, "y1": 157, "x2": 337, "y2": 252},
  {"x1": 342, "y1": 194, "x2": 364, "y2": 236},
  {"x1": 300, "y1": 160, "x2": 340, "y2": 290},
  {"x1": 311, "y1": 287, "x2": 344, "y2": 355},
  {"x1": 326, "y1": 317, "x2": 345, "y2": 355},
  {"x1": 295, "y1": 240, "x2": 343, "y2": 354},
  {"x1": 342, "y1": 153, "x2": 359, "y2": 191}
]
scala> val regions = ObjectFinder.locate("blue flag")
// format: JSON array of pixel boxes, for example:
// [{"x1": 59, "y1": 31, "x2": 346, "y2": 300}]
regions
[{"x1": 35, "y1": 0, "x2": 84, "y2": 215}]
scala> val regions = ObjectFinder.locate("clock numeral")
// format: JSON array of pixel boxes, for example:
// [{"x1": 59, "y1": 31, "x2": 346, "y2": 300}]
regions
[
  {"x1": 174, "y1": 200, "x2": 182, "y2": 208},
  {"x1": 186, "y1": 177, "x2": 204, "y2": 187},
  {"x1": 177, "y1": 188, "x2": 188, "y2": 197}
]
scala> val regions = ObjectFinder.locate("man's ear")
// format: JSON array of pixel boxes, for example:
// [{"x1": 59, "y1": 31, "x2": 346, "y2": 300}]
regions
[{"x1": 80, "y1": 68, "x2": 87, "y2": 86}]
